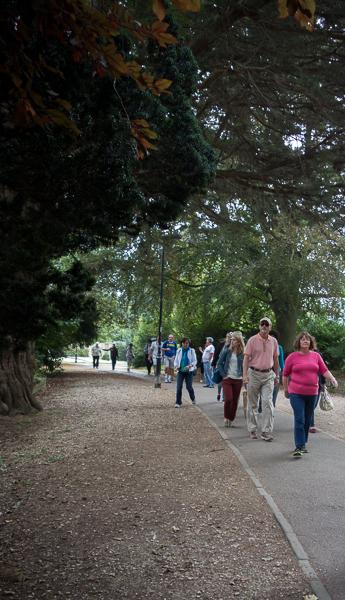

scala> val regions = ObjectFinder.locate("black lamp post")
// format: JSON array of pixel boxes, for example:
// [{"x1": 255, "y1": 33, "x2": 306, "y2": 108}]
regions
[{"x1": 154, "y1": 244, "x2": 165, "y2": 389}]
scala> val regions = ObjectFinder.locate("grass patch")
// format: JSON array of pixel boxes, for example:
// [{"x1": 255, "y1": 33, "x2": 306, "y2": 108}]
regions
[{"x1": 47, "y1": 455, "x2": 64, "y2": 463}]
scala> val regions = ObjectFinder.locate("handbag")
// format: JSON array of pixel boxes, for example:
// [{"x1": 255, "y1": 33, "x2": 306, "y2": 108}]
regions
[
  {"x1": 212, "y1": 368, "x2": 223, "y2": 384},
  {"x1": 319, "y1": 386, "x2": 334, "y2": 411}
]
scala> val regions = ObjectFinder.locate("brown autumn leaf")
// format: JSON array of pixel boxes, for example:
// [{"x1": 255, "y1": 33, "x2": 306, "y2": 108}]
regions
[
  {"x1": 172, "y1": 0, "x2": 201, "y2": 12},
  {"x1": 152, "y1": 0, "x2": 166, "y2": 21},
  {"x1": 277, "y1": 0, "x2": 315, "y2": 30}
]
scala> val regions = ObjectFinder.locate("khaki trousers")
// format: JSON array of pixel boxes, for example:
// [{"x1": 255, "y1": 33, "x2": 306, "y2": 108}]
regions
[{"x1": 247, "y1": 369, "x2": 275, "y2": 433}]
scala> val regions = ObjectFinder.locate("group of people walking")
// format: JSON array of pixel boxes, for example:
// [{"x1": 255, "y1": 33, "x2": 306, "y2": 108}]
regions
[
  {"x1": 91, "y1": 319, "x2": 338, "y2": 457},
  {"x1": 171, "y1": 317, "x2": 338, "y2": 458},
  {"x1": 90, "y1": 342, "x2": 133, "y2": 372}
]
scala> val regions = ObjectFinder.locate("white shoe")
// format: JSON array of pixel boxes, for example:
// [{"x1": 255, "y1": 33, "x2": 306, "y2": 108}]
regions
[
  {"x1": 175, "y1": 404, "x2": 181, "y2": 408},
  {"x1": 165, "y1": 378, "x2": 169, "y2": 383},
  {"x1": 224, "y1": 419, "x2": 230, "y2": 427}
]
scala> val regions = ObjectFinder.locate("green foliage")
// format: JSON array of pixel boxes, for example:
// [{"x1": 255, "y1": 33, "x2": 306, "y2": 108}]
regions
[
  {"x1": 0, "y1": 8, "x2": 214, "y2": 369},
  {"x1": 298, "y1": 317, "x2": 345, "y2": 369}
]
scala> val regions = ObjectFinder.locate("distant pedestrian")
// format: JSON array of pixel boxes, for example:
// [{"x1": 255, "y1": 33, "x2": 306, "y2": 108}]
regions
[
  {"x1": 126, "y1": 343, "x2": 135, "y2": 372},
  {"x1": 149, "y1": 338, "x2": 159, "y2": 372},
  {"x1": 162, "y1": 334, "x2": 178, "y2": 383},
  {"x1": 91, "y1": 342, "x2": 102, "y2": 369},
  {"x1": 110, "y1": 343, "x2": 118, "y2": 371},
  {"x1": 200, "y1": 337, "x2": 215, "y2": 388},
  {"x1": 271, "y1": 330, "x2": 284, "y2": 408},
  {"x1": 213, "y1": 332, "x2": 232, "y2": 401},
  {"x1": 216, "y1": 331, "x2": 244, "y2": 427},
  {"x1": 243, "y1": 317, "x2": 279, "y2": 441},
  {"x1": 283, "y1": 331, "x2": 337, "y2": 458},
  {"x1": 174, "y1": 338, "x2": 197, "y2": 408},
  {"x1": 144, "y1": 339, "x2": 153, "y2": 375}
]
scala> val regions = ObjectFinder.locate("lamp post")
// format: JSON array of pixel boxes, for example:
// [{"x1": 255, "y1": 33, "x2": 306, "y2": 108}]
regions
[{"x1": 154, "y1": 244, "x2": 165, "y2": 389}]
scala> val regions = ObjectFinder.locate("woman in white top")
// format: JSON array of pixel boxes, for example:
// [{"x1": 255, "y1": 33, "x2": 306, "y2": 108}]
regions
[{"x1": 216, "y1": 332, "x2": 244, "y2": 427}]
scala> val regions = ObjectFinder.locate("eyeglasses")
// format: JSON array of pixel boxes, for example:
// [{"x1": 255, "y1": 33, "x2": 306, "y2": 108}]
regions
[{"x1": 260, "y1": 321, "x2": 269, "y2": 327}]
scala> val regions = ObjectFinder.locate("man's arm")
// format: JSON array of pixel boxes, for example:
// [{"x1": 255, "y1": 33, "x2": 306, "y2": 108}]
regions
[
  {"x1": 282, "y1": 375, "x2": 289, "y2": 398},
  {"x1": 243, "y1": 354, "x2": 249, "y2": 384}
]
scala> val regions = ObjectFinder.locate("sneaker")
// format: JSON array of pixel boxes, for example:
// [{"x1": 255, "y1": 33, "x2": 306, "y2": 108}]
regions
[
  {"x1": 300, "y1": 446, "x2": 309, "y2": 453},
  {"x1": 203, "y1": 385, "x2": 210, "y2": 388},
  {"x1": 217, "y1": 395, "x2": 221, "y2": 401},
  {"x1": 309, "y1": 427, "x2": 316, "y2": 433},
  {"x1": 165, "y1": 378, "x2": 169, "y2": 383},
  {"x1": 261, "y1": 432, "x2": 273, "y2": 442},
  {"x1": 175, "y1": 403, "x2": 181, "y2": 408},
  {"x1": 224, "y1": 419, "x2": 230, "y2": 427},
  {"x1": 250, "y1": 431, "x2": 258, "y2": 439},
  {"x1": 191, "y1": 400, "x2": 196, "y2": 405},
  {"x1": 292, "y1": 448, "x2": 303, "y2": 458}
]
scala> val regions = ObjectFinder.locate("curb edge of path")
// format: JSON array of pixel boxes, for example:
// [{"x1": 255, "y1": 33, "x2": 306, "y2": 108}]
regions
[{"x1": 199, "y1": 408, "x2": 332, "y2": 600}]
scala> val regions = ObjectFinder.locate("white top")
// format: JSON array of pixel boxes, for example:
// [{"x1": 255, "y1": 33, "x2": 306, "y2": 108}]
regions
[
  {"x1": 202, "y1": 344, "x2": 215, "y2": 362},
  {"x1": 227, "y1": 353, "x2": 242, "y2": 379}
]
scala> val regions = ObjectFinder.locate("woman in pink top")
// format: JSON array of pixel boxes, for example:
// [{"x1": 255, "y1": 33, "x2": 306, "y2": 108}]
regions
[{"x1": 283, "y1": 331, "x2": 337, "y2": 458}]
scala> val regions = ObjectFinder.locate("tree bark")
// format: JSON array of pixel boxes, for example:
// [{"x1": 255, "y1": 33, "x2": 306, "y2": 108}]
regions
[
  {"x1": 0, "y1": 343, "x2": 43, "y2": 415},
  {"x1": 272, "y1": 304, "x2": 299, "y2": 354}
]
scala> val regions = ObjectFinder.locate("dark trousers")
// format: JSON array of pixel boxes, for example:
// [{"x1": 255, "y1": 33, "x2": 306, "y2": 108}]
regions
[
  {"x1": 176, "y1": 372, "x2": 195, "y2": 406},
  {"x1": 222, "y1": 377, "x2": 242, "y2": 421},
  {"x1": 111, "y1": 358, "x2": 116, "y2": 370},
  {"x1": 93, "y1": 356, "x2": 99, "y2": 368},
  {"x1": 145, "y1": 355, "x2": 152, "y2": 374}
]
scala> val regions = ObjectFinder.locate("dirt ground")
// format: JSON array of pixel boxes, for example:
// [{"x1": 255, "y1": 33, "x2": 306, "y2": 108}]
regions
[{"x1": 0, "y1": 368, "x2": 328, "y2": 600}]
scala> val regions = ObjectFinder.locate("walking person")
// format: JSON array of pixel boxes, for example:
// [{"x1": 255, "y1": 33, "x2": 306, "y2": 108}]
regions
[
  {"x1": 91, "y1": 342, "x2": 102, "y2": 369},
  {"x1": 162, "y1": 334, "x2": 178, "y2": 383},
  {"x1": 271, "y1": 330, "x2": 284, "y2": 408},
  {"x1": 258, "y1": 330, "x2": 284, "y2": 412},
  {"x1": 174, "y1": 338, "x2": 197, "y2": 408},
  {"x1": 212, "y1": 332, "x2": 232, "y2": 401},
  {"x1": 216, "y1": 331, "x2": 244, "y2": 427},
  {"x1": 200, "y1": 337, "x2": 215, "y2": 388},
  {"x1": 144, "y1": 339, "x2": 153, "y2": 375},
  {"x1": 126, "y1": 343, "x2": 135, "y2": 372},
  {"x1": 110, "y1": 343, "x2": 118, "y2": 371},
  {"x1": 283, "y1": 331, "x2": 337, "y2": 458},
  {"x1": 243, "y1": 317, "x2": 279, "y2": 441}
]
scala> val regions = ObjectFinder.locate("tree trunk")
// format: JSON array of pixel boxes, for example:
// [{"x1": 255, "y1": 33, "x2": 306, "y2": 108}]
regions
[
  {"x1": 275, "y1": 308, "x2": 298, "y2": 353},
  {"x1": 0, "y1": 343, "x2": 42, "y2": 415}
]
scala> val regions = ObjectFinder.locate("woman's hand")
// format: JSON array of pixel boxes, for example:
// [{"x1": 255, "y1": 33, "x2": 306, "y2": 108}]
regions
[{"x1": 284, "y1": 390, "x2": 289, "y2": 399}]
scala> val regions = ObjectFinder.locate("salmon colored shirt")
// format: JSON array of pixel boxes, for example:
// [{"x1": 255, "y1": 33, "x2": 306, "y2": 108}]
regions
[{"x1": 244, "y1": 333, "x2": 278, "y2": 370}]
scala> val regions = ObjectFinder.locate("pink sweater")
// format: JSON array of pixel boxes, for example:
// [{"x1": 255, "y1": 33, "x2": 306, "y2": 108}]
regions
[{"x1": 283, "y1": 351, "x2": 327, "y2": 396}]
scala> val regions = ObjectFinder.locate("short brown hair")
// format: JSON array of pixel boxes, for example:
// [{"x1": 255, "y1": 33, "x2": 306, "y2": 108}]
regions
[{"x1": 293, "y1": 331, "x2": 315, "y2": 351}]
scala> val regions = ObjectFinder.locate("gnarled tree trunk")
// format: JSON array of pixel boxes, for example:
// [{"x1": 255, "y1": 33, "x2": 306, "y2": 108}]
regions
[{"x1": 0, "y1": 343, "x2": 42, "y2": 415}]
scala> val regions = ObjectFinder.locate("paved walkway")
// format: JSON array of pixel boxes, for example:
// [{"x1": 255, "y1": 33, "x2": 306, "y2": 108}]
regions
[{"x1": 194, "y1": 382, "x2": 345, "y2": 600}]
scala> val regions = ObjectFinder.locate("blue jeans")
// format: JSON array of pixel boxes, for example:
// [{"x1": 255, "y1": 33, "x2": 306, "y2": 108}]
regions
[
  {"x1": 289, "y1": 393, "x2": 317, "y2": 449},
  {"x1": 176, "y1": 371, "x2": 195, "y2": 405},
  {"x1": 203, "y1": 361, "x2": 214, "y2": 387}
]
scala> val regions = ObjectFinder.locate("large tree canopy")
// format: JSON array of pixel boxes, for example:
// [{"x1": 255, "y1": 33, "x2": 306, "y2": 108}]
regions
[
  {"x1": 0, "y1": 0, "x2": 215, "y2": 414},
  {"x1": 189, "y1": 0, "x2": 345, "y2": 221}
]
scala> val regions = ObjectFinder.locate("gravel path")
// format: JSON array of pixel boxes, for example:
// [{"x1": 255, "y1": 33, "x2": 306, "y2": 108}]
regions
[{"x1": 0, "y1": 369, "x2": 317, "y2": 599}]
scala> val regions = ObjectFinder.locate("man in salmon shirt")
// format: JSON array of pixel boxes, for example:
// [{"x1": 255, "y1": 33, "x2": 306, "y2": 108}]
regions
[{"x1": 243, "y1": 317, "x2": 279, "y2": 441}]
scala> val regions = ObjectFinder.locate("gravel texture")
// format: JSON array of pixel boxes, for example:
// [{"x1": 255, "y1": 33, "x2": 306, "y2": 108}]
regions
[{"x1": 0, "y1": 369, "x2": 317, "y2": 599}]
